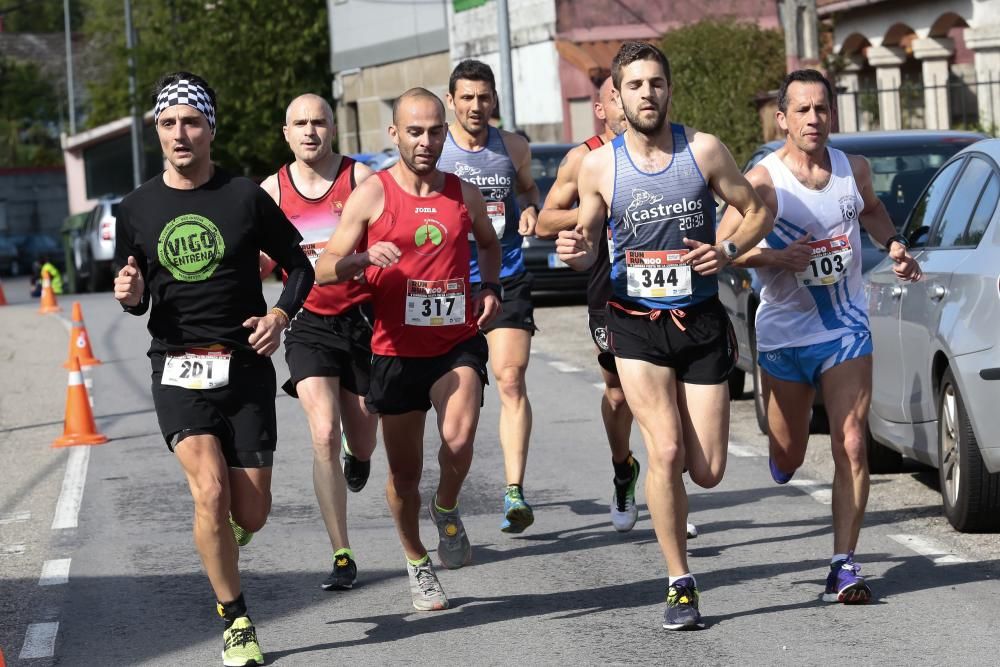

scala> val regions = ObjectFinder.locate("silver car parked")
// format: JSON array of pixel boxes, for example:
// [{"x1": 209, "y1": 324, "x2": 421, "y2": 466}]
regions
[
  {"x1": 73, "y1": 196, "x2": 122, "y2": 292},
  {"x1": 867, "y1": 138, "x2": 1000, "y2": 532}
]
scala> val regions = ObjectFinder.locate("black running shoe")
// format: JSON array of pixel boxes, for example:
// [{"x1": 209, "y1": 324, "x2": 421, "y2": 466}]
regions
[
  {"x1": 321, "y1": 553, "x2": 357, "y2": 590},
  {"x1": 662, "y1": 577, "x2": 704, "y2": 630},
  {"x1": 342, "y1": 434, "x2": 370, "y2": 493}
]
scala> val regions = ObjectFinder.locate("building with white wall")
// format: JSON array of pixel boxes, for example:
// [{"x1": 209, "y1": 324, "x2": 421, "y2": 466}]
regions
[{"x1": 821, "y1": 0, "x2": 1000, "y2": 132}]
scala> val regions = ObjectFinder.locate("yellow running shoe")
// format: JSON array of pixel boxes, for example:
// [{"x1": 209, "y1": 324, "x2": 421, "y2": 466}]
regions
[{"x1": 222, "y1": 617, "x2": 264, "y2": 666}]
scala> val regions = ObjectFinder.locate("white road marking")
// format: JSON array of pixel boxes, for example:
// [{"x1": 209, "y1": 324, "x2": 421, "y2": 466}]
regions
[
  {"x1": 889, "y1": 534, "x2": 967, "y2": 564},
  {"x1": 729, "y1": 443, "x2": 765, "y2": 458},
  {"x1": 39, "y1": 558, "x2": 72, "y2": 586},
  {"x1": 592, "y1": 382, "x2": 605, "y2": 390},
  {"x1": 19, "y1": 622, "x2": 59, "y2": 659},
  {"x1": 1, "y1": 543, "x2": 26, "y2": 555},
  {"x1": 52, "y1": 447, "x2": 91, "y2": 530},
  {"x1": 0, "y1": 511, "x2": 31, "y2": 524},
  {"x1": 789, "y1": 479, "x2": 832, "y2": 505},
  {"x1": 548, "y1": 361, "x2": 582, "y2": 373}
]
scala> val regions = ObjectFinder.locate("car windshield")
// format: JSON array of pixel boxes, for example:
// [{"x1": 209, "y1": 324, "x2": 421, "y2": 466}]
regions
[{"x1": 531, "y1": 147, "x2": 572, "y2": 202}]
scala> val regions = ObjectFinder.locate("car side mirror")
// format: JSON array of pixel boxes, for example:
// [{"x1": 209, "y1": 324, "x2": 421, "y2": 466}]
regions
[{"x1": 908, "y1": 226, "x2": 929, "y2": 249}]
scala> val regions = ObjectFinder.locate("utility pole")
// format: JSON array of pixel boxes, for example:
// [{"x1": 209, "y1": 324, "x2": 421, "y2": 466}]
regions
[
  {"x1": 63, "y1": 0, "x2": 76, "y2": 135},
  {"x1": 124, "y1": 0, "x2": 143, "y2": 189},
  {"x1": 781, "y1": 0, "x2": 819, "y2": 72},
  {"x1": 497, "y1": 0, "x2": 516, "y2": 130}
]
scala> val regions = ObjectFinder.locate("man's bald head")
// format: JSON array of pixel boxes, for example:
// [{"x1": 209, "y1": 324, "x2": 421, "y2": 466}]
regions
[
  {"x1": 285, "y1": 93, "x2": 334, "y2": 126},
  {"x1": 598, "y1": 76, "x2": 615, "y2": 108},
  {"x1": 392, "y1": 88, "x2": 446, "y2": 125}
]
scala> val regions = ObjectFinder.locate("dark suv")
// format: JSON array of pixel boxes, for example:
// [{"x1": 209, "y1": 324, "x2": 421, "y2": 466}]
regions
[{"x1": 718, "y1": 130, "x2": 985, "y2": 432}]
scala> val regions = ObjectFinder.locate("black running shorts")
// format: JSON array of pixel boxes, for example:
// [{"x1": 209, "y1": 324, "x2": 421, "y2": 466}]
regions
[
  {"x1": 588, "y1": 309, "x2": 618, "y2": 375},
  {"x1": 281, "y1": 305, "x2": 373, "y2": 397},
  {"x1": 606, "y1": 295, "x2": 737, "y2": 385},
  {"x1": 150, "y1": 344, "x2": 277, "y2": 468},
  {"x1": 366, "y1": 333, "x2": 489, "y2": 415},
  {"x1": 473, "y1": 271, "x2": 536, "y2": 334}
]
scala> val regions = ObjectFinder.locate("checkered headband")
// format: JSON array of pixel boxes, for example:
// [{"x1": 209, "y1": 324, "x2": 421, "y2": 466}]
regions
[{"x1": 153, "y1": 79, "x2": 217, "y2": 135}]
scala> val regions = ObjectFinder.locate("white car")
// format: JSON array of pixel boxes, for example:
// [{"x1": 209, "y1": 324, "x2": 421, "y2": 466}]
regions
[
  {"x1": 867, "y1": 137, "x2": 1000, "y2": 532},
  {"x1": 73, "y1": 196, "x2": 121, "y2": 292}
]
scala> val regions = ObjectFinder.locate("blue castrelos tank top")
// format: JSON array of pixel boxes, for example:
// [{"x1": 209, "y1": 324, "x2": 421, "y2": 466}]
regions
[
  {"x1": 608, "y1": 124, "x2": 717, "y2": 309},
  {"x1": 438, "y1": 126, "x2": 525, "y2": 282}
]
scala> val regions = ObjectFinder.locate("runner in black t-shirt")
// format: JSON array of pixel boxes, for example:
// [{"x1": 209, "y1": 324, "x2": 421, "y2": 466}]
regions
[{"x1": 113, "y1": 71, "x2": 312, "y2": 667}]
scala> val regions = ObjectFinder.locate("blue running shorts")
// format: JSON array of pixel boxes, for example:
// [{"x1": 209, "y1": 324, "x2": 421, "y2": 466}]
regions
[{"x1": 758, "y1": 331, "x2": 872, "y2": 387}]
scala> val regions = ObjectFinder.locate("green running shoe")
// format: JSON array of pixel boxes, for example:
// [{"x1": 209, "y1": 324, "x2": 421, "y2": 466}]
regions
[
  {"x1": 229, "y1": 515, "x2": 253, "y2": 547},
  {"x1": 222, "y1": 617, "x2": 264, "y2": 666},
  {"x1": 500, "y1": 485, "x2": 534, "y2": 534}
]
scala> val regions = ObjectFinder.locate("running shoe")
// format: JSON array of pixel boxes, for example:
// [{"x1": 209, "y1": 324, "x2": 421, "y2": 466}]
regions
[
  {"x1": 321, "y1": 553, "x2": 357, "y2": 591},
  {"x1": 500, "y1": 486, "x2": 534, "y2": 534},
  {"x1": 229, "y1": 515, "x2": 253, "y2": 547},
  {"x1": 610, "y1": 457, "x2": 640, "y2": 532},
  {"x1": 662, "y1": 577, "x2": 704, "y2": 630},
  {"x1": 769, "y1": 456, "x2": 795, "y2": 485},
  {"x1": 342, "y1": 433, "x2": 370, "y2": 493},
  {"x1": 222, "y1": 617, "x2": 264, "y2": 666},
  {"x1": 407, "y1": 559, "x2": 449, "y2": 611},
  {"x1": 686, "y1": 521, "x2": 699, "y2": 539},
  {"x1": 823, "y1": 551, "x2": 872, "y2": 604},
  {"x1": 428, "y1": 498, "x2": 472, "y2": 569}
]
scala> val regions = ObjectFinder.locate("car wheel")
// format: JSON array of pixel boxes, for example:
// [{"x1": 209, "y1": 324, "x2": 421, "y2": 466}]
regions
[
  {"x1": 727, "y1": 368, "x2": 746, "y2": 400},
  {"x1": 866, "y1": 424, "x2": 902, "y2": 474},
  {"x1": 749, "y1": 323, "x2": 768, "y2": 434},
  {"x1": 937, "y1": 367, "x2": 1000, "y2": 532}
]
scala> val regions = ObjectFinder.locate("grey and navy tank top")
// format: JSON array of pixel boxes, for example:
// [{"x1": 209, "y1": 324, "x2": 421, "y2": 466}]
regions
[
  {"x1": 608, "y1": 124, "x2": 717, "y2": 309},
  {"x1": 439, "y1": 126, "x2": 525, "y2": 281}
]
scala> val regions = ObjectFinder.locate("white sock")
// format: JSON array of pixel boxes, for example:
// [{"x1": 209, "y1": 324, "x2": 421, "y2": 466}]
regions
[
  {"x1": 831, "y1": 553, "x2": 849, "y2": 565},
  {"x1": 668, "y1": 573, "x2": 696, "y2": 587}
]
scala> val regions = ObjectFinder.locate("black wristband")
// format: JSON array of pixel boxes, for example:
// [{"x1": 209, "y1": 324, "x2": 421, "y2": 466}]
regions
[
  {"x1": 481, "y1": 281, "x2": 504, "y2": 300},
  {"x1": 886, "y1": 233, "x2": 909, "y2": 249}
]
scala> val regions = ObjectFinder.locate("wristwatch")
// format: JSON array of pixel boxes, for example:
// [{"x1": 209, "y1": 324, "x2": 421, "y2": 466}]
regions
[
  {"x1": 885, "y1": 233, "x2": 909, "y2": 249},
  {"x1": 481, "y1": 281, "x2": 504, "y2": 300},
  {"x1": 719, "y1": 240, "x2": 739, "y2": 261}
]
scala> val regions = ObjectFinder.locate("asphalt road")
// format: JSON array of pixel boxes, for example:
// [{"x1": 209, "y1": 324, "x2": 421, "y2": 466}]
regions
[{"x1": 2, "y1": 279, "x2": 999, "y2": 665}]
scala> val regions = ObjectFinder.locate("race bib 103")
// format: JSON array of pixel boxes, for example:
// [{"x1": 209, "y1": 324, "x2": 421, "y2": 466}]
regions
[{"x1": 796, "y1": 235, "x2": 853, "y2": 287}]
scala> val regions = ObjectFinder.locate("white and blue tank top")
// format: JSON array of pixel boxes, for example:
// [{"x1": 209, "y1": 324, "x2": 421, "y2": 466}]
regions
[
  {"x1": 754, "y1": 147, "x2": 868, "y2": 351},
  {"x1": 608, "y1": 124, "x2": 717, "y2": 309},
  {"x1": 438, "y1": 127, "x2": 525, "y2": 282}
]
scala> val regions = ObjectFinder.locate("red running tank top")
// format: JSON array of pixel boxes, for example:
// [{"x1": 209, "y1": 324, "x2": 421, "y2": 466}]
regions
[
  {"x1": 277, "y1": 157, "x2": 369, "y2": 316},
  {"x1": 366, "y1": 170, "x2": 476, "y2": 357}
]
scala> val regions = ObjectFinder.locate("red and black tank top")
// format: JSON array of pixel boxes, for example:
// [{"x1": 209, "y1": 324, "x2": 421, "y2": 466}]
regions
[
  {"x1": 277, "y1": 156, "x2": 369, "y2": 316},
  {"x1": 366, "y1": 171, "x2": 477, "y2": 357},
  {"x1": 583, "y1": 134, "x2": 614, "y2": 313}
]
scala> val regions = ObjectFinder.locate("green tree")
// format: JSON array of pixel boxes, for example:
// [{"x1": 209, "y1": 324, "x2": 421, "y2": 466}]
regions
[
  {"x1": 1, "y1": 0, "x2": 84, "y2": 32},
  {"x1": 0, "y1": 56, "x2": 63, "y2": 166},
  {"x1": 80, "y1": 0, "x2": 331, "y2": 177},
  {"x1": 660, "y1": 19, "x2": 786, "y2": 165}
]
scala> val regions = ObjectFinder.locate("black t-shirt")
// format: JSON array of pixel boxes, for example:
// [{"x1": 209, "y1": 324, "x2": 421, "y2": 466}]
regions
[{"x1": 115, "y1": 168, "x2": 306, "y2": 351}]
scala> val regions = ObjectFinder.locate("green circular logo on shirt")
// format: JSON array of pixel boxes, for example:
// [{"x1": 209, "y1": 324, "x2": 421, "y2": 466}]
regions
[{"x1": 157, "y1": 214, "x2": 226, "y2": 282}]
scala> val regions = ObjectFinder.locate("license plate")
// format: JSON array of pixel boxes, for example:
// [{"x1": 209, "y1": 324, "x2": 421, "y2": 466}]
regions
[{"x1": 547, "y1": 252, "x2": 568, "y2": 269}]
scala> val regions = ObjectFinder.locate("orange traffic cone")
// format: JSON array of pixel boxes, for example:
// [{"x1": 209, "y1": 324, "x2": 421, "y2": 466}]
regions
[
  {"x1": 38, "y1": 269, "x2": 60, "y2": 313},
  {"x1": 53, "y1": 357, "x2": 108, "y2": 448},
  {"x1": 64, "y1": 302, "x2": 102, "y2": 368},
  {"x1": 0, "y1": 278, "x2": 7, "y2": 305}
]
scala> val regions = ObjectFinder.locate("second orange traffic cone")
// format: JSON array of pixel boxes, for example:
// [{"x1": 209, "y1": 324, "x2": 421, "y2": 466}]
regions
[
  {"x1": 64, "y1": 302, "x2": 102, "y2": 368},
  {"x1": 38, "y1": 269, "x2": 60, "y2": 313},
  {"x1": 53, "y1": 357, "x2": 108, "y2": 448}
]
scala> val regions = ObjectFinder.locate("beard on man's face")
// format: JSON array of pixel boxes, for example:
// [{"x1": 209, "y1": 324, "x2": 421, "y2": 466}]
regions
[{"x1": 623, "y1": 98, "x2": 668, "y2": 136}]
